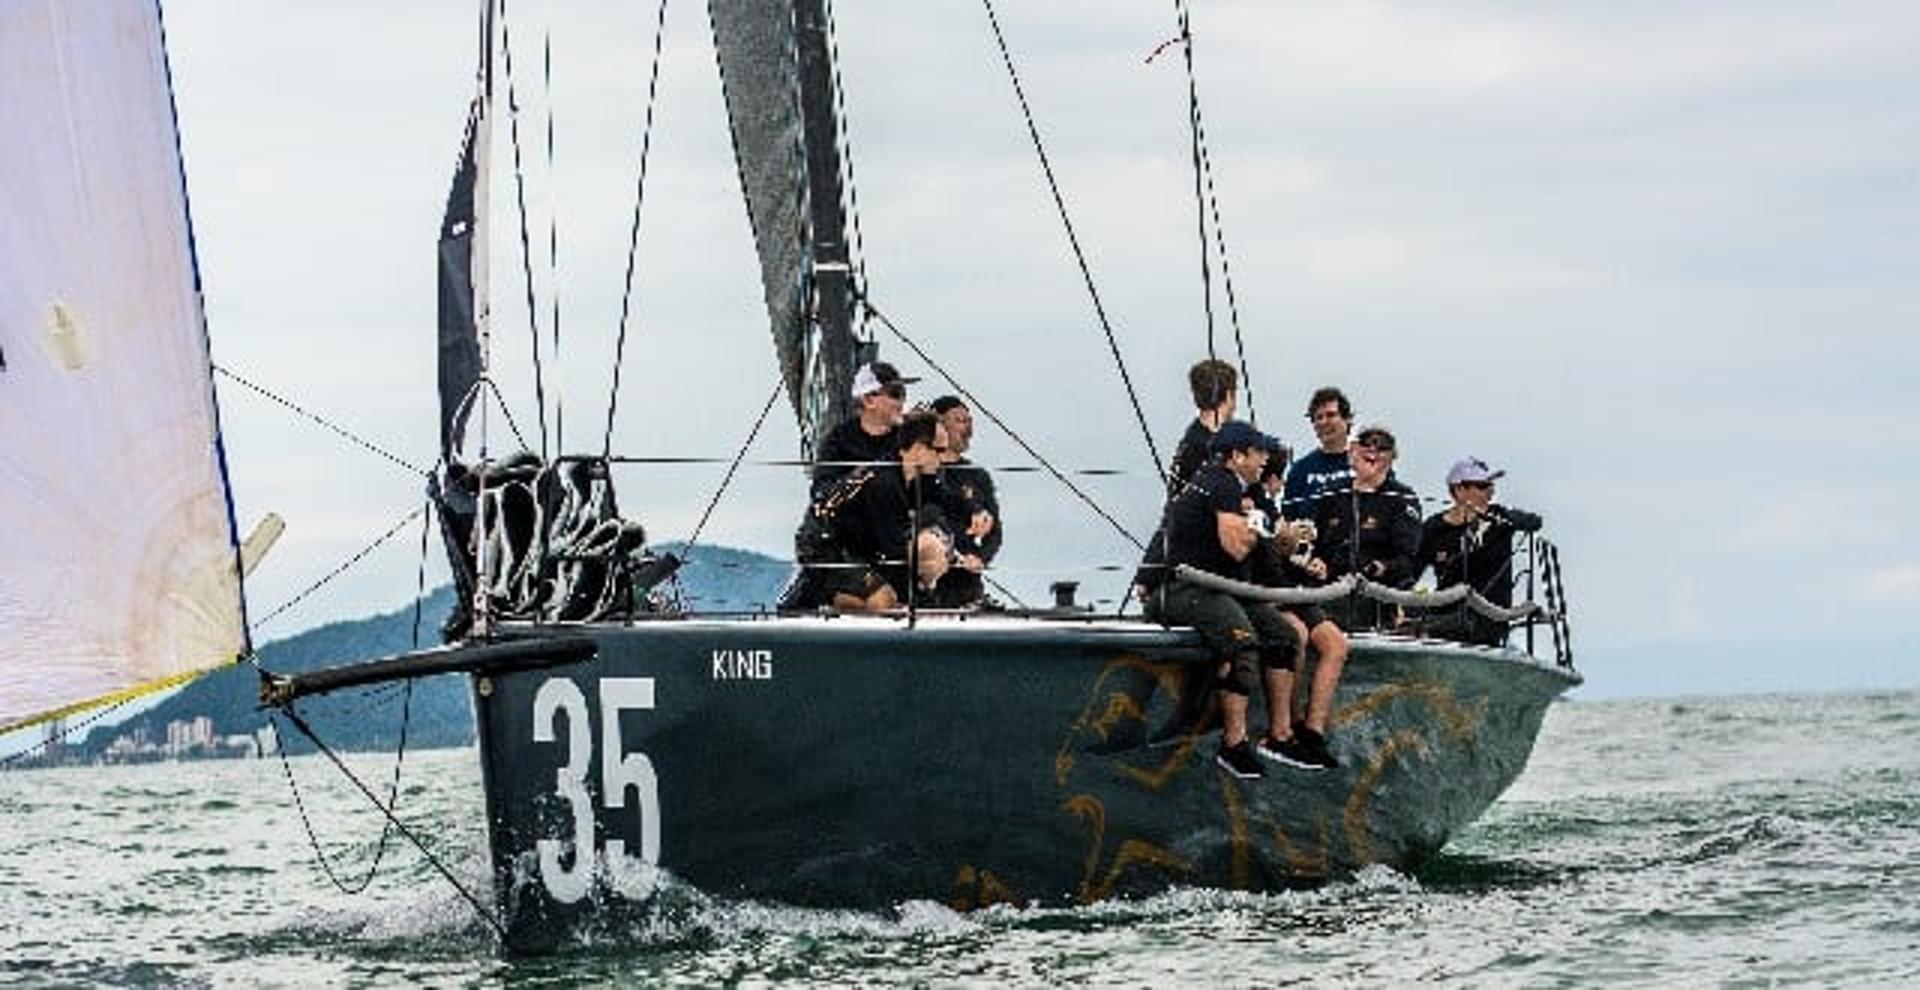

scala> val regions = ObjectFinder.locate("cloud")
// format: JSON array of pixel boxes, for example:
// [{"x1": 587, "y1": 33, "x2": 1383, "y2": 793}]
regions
[{"x1": 1866, "y1": 564, "x2": 1920, "y2": 603}]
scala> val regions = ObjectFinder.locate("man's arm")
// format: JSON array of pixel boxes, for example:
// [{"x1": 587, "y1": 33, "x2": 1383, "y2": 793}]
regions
[{"x1": 1216, "y1": 509, "x2": 1257, "y2": 561}]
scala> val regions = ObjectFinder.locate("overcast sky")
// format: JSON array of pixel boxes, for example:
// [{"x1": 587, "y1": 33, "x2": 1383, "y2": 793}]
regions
[{"x1": 156, "y1": 0, "x2": 1917, "y2": 698}]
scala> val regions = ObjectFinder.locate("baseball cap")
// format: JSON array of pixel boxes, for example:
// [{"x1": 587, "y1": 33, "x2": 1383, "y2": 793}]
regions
[
  {"x1": 1445, "y1": 457, "x2": 1505, "y2": 486},
  {"x1": 1209, "y1": 419, "x2": 1280, "y2": 456},
  {"x1": 850, "y1": 361, "x2": 919, "y2": 399}
]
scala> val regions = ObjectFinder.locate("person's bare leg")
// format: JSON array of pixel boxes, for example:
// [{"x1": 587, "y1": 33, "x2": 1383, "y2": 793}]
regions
[
  {"x1": 1266, "y1": 613, "x2": 1308, "y2": 741},
  {"x1": 1304, "y1": 621, "x2": 1349, "y2": 733},
  {"x1": 1219, "y1": 690, "x2": 1250, "y2": 748}
]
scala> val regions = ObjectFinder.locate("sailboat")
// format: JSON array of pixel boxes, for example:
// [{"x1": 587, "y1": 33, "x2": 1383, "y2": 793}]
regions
[{"x1": 3, "y1": 0, "x2": 1582, "y2": 956}]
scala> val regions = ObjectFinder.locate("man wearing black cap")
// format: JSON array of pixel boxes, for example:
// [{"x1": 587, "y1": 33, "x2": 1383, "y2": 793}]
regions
[
  {"x1": 1146, "y1": 419, "x2": 1304, "y2": 779},
  {"x1": 1417, "y1": 457, "x2": 1544, "y2": 646},
  {"x1": 812, "y1": 361, "x2": 917, "y2": 500}
]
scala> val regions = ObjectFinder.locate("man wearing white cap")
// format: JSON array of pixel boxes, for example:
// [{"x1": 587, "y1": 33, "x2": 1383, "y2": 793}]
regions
[
  {"x1": 812, "y1": 361, "x2": 918, "y2": 499},
  {"x1": 1417, "y1": 457, "x2": 1544, "y2": 646}
]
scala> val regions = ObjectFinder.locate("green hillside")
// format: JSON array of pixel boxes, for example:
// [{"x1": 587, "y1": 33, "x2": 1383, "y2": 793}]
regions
[{"x1": 80, "y1": 544, "x2": 791, "y2": 756}]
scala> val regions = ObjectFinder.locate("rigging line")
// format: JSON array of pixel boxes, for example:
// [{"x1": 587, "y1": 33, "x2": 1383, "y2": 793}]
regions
[
  {"x1": 1173, "y1": 1, "x2": 1217, "y2": 364},
  {"x1": 280, "y1": 497, "x2": 435, "y2": 895},
  {"x1": 856, "y1": 290, "x2": 1145, "y2": 551},
  {"x1": 607, "y1": 454, "x2": 1136, "y2": 476},
  {"x1": 213, "y1": 365, "x2": 425, "y2": 477},
  {"x1": 275, "y1": 708, "x2": 509, "y2": 942},
  {"x1": 479, "y1": 378, "x2": 534, "y2": 453},
  {"x1": 823, "y1": 0, "x2": 870, "y2": 326},
  {"x1": 543, "y1": 24, "x2": 564, "y2": 452},
  {"x1": 1174, "y1": 0, "x2": 1257, "y2": 425},
  {"x1": 977, "y1": 0, "x2": 1165, "y2": 483},
  {"x1": 252, "y1": 505, "x2": 428, "y2": 631},
  {"x1": 683, "y1": 376, "x2": 784, "y2": 553},
  {"x1": 498, "y1": 0, "x2": 551, "y2": 459},
  {"x1": 603, "y1": 0, "x2": 672, "y2": 459}
]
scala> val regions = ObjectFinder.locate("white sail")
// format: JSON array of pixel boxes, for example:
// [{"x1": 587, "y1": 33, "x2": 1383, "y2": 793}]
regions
[{"x1": 0, "y1": 0, "x2": 246, "y2": 732}]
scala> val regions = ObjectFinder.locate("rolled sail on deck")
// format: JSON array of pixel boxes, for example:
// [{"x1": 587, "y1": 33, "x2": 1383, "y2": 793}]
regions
[{"x1": 0, "y1": 0, "x2": 246, "y2": 732}]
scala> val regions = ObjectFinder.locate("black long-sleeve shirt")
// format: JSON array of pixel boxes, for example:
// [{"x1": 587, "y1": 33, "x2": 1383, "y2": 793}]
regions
[
  {"x1": 1313, "y1": 476, "x2": 1422, "y2": 588},
  {"x1": 1417, "y1": 504, "x2": 1543, "y2": 606}
]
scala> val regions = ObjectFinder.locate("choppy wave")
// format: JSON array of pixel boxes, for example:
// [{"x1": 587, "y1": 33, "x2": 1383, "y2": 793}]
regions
[{"x1": 4, "y1": 690, "x2": 1919, "y2": 984}]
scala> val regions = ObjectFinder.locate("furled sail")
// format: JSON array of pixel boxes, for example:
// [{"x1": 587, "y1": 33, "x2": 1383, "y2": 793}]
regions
[
  {"x1": 0, "y1": 0, "x2": 247, "y2": 732},
  {"x1": 707, "y1": 0, "x2": 858, "y2": 457}
]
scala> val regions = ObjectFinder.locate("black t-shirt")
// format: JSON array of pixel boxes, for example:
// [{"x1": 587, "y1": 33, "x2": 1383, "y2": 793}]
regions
[
  {"x1": 1417, "y1": 504, "x2": 1543, "y2": 606},
  {"x1": 1161, "y1": 461, "x2": 1251, "y2": 581},
  {"x1": 1166, "y1": 418, "x2": 1214, "y2": 497},
  {"x1": 1313, "y1": 475, "x2": 1422, "y2": 587},
  {"x1": 813, "y1": 418, "x2": 898, "y2": 499}
]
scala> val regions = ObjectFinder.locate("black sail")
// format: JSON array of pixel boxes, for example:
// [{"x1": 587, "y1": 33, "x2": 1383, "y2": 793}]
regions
[
  {"x1": 708, "y1": 0, "x2": 857, "y2": 457},
  {"x1": 436, "y1": 101, "x2": 486, "y2": 459}
]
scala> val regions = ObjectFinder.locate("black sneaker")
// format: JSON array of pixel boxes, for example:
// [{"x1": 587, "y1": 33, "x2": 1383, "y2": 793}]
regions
[
  {"x1": 1214, "y1": 740, "x2": 1265, "y2": 779},
  {"x1": 1279, "y1": 727, "x2": 1339, "y2": 770},
  {"x1": 1255, "y1": 734, "x2": 1295, "y2": 764}
]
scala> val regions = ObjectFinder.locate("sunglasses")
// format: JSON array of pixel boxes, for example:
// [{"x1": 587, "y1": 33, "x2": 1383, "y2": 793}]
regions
[
  {"x1": 1458, "y1": 480, "x2": 1493, "y2": 491},
  {"x1": 1357, "y1": 438, "x2": 1395, "y2": 453}
]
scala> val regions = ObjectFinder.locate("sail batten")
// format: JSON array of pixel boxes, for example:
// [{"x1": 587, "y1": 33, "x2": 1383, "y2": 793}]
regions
[{"x1": 0, "y1": 0, "x2": 247, "y2": 731}]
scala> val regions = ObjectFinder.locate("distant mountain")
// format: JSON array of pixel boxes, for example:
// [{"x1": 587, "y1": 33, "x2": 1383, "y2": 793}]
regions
[{"x1": 80, "y1": 544, "x2": 792, "y2": 758}]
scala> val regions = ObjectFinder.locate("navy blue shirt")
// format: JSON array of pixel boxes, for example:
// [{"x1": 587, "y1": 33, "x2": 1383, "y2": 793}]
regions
[{"x1": 1282, "y1": 447, "x2": 1352, "y2": 518}]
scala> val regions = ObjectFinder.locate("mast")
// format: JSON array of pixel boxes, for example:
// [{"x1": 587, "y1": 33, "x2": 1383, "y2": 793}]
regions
[
  {"x1": 709, "y1": 0, "x2": 859, "y2": 459},
  {"x1": 433, "y1": 0, "x2": 496, "y2": 639}
]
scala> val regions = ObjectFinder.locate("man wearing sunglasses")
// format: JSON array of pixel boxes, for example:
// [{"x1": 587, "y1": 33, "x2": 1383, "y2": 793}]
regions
[
  {"x1": 1306, "y1": 424, "x2": 1422, "y2": 632},
  {"x1": 793, "y1": 409, "x2": 953, "y2": 612},
  {"x1": 812, "y1": 361, "x2": 918, "y2": 499},
  {"x1": 1417, "y1": 458, "x2": 1544, "y2": 646}
]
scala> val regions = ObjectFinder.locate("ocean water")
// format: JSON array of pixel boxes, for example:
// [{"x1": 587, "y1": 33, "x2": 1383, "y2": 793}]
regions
[{"x1": 3, "y1": 691, "x2": 1917, "y2": 986}]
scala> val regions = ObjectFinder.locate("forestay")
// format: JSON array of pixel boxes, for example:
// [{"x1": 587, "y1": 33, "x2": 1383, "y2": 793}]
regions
[{"x1": 0, "y1": 0, "x2": 247, "y2": 732}]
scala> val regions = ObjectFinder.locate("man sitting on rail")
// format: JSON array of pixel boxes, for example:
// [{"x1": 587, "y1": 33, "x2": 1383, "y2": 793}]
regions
[
  {"x1": 1247, "y1": 447, "x2": 1348, "y2": 770},
  {"x1": 1145, "y1": 420, "x2": 1303, "y2": 779},
  {"x1": 792, "y1": 410, "x2": 952, "y2": 612},
  {"x1": 811, "y1": 361, "x2": 917, "y2": 500},
  {"x1": 928, "y1": 395, "x2": 1000, "y2": 608},
  {"x1": 1305, "y1": 424, "x2": 1422, "y2": 632},
  {"x1": 1417, "y1": 457, "x2": 1544, "y2": 646}
]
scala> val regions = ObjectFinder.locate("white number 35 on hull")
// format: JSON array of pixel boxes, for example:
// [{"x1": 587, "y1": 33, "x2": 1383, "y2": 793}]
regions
[{"x1": 531, "y1": 677, "x2": 661, "y2": 904}]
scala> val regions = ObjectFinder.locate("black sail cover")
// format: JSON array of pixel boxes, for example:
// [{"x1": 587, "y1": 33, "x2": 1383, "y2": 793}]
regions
[
  {"x1": 436, "y1": 102, "x2": 486, "y2": 459},
  {"x1": 708, "y1": 0, "x2": 857, "y2": 457}
]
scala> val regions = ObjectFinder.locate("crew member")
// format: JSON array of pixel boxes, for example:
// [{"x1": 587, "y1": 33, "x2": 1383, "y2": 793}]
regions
[
  {"x1": 1167, "y1": 358, "x2": 1239, "y2": 494},
  {"x1": 812, "y1": 361, "x2": 917, "y2": 499},
  {"x1": 928, "y1": 395, "x2": 1000, "y2": 608},
  {"x1": 1306, "y1": 424, "x2": 1421, "y2": 632},
  {"x1": 1417, "y1": 457, "x2": 1544, "y2": 646},
  {"x1": 1283, "y1": 386, "x2": 1355, "y2": 519},
  {"x1": 793, "y1": 410, "x2": 952, "y2": 612},
  {"x1": 1145, "y1": 420, "x2": 1303, "y2": 780},
  {"x1": 1246, "y1": 446, "x2": 1346, "y2": 770}
]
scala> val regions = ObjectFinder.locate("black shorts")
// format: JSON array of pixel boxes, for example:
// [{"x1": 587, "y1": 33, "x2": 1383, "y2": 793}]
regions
[
  {"x1": 1151, "y1": 583, "x2": 1302, "y2": 687},
  {"x1": 1285, "y1": 603, "x2": 1329, "y2": 632}
]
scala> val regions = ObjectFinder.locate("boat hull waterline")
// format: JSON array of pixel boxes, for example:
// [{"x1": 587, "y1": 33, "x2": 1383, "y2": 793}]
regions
[{"x1": 466, "y1": 616, "x2": 1579, "y2": 952}]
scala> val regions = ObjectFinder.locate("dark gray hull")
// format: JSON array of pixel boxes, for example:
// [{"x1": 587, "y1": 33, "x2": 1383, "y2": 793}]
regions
[{"x1": 468, "y1": 615, "x2": 1578, "y2": 952}]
